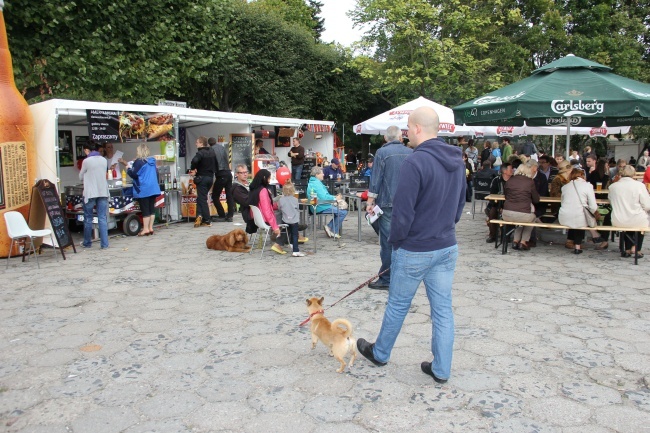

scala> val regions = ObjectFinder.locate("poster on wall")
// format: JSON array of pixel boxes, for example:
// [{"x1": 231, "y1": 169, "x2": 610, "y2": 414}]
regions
[
  {"x1": 86, "y1": 110, "x2": 174, "y2": 143},
  {"x1": 75, "y1": 136, "x2": 88, "y2": 160}
]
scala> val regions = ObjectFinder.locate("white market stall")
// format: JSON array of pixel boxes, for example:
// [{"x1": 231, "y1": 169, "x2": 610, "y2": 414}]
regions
[{"x1": 29, "y1": 99, "x2": 335, "y2": 230}]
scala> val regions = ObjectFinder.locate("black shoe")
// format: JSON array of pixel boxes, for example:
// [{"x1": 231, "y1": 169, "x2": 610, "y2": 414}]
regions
[
  {"x1": 368, "y1": 281, "x2": 389, "y2": 290},
  {"x1": 225, "y1": 217, "x2": 233, "y2": 222},
  {"x1": 486, "y1": 237, "x2": 496, "y2": 243},
  {"x1": 420, "y1": 361, "x2": 448, "y2": 384},
  {"x1": 356, "y1": 338, "x2": 386, "y2": 366},
  {"x1": 573, "y1": 248, "x2": 583, "y2": 254}
]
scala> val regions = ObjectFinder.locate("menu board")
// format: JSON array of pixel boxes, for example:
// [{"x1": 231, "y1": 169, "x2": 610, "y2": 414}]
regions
[
  {"x1": 28, "y1": 179, "x2": 75, "y2": 259},
  {"x1": 230, "y1": 133, "x2": 253, "y2": 173},
  {"x1": 86, "y1": 110, "x2": 174, "y2": 143}
]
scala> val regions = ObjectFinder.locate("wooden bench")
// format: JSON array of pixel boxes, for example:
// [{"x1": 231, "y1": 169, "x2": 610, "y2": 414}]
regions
[{"x1": 488, "y1": 219, "x2": 649, "y2": 264}]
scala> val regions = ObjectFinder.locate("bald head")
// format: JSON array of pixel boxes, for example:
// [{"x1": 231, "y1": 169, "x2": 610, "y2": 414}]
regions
[{"x1": 407, "y1": 107, "x2": 439, "y2": 147}]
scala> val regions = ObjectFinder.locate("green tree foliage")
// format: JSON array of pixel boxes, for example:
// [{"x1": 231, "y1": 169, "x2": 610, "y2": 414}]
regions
[{"x1": 351, "y1": 0, "x2": 649, "y2": 108}]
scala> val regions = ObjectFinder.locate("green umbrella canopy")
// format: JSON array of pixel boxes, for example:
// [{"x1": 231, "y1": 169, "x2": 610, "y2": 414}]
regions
[{"x1": 453, "y1": 54, "x2": 650, "y2": 127}]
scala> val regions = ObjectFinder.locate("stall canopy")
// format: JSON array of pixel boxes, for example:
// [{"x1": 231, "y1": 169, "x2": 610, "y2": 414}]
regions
[{"x1": 353, "y1": 96, "x2": 473, "y2": 136}]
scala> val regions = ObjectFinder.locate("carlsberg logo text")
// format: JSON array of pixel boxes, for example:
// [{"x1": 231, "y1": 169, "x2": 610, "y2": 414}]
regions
[{"x1": 551, "y1": 100, "x2": 604, "y2": 117}]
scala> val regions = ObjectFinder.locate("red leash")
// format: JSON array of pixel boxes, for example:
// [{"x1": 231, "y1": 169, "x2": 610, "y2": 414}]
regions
[{"x1": 299, "y1": 269, "x2": 390, "y2": 326}]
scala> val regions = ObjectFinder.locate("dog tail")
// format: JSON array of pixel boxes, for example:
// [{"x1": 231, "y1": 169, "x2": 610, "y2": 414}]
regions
[{"x1": 331, "y1": 319, "x2": 353, "y2": 338}]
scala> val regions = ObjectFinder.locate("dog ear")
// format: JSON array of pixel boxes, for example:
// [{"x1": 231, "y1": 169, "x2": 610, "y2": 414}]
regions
[
  {"x1": 306, "y1": 299, "x2": 312, "y2": 306},
  {"x1": 228, "y1": 231, "x2": 236, "y2": 245},
  {"x1": 318, "y1": 297, "x2": 324, "y2": 305}
]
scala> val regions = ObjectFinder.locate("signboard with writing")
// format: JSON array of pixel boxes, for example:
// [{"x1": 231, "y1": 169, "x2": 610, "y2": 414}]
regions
[
  {"x1": 86, "y1": 110, "x2": 174, "y2": 144},
  {"x1": 230, "y1": 133, "x2": 253, "y2": 173},
  {"x1": 28, "y1": 179, "x2": 76, "y2": 259}
]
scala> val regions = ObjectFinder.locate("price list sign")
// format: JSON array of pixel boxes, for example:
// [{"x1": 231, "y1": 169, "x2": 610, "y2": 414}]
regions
[
  {"x1": 86, "y1": 110, "x2": 120, "y2": 143},
  {"x1": 28, "y1": 179, "x2": 76, "y2": 259}
]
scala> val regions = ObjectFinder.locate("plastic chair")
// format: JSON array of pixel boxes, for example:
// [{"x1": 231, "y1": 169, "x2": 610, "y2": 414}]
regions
[
  {"x1": 4, "y1": 211, "x2": 58, "y2": 269},
  {"x1": 248, "y1": 205, "x2": 289, "y2": 258}
]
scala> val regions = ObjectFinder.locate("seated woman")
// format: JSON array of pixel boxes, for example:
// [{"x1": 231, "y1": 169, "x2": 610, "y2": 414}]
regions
[
  {"x1": 559, "y1": 168, "x2": 598, "y2": 254},
  {"x1": 609, "y1": 165, "x2": 650, "y2": 258},
  {"x1": 307, "y1": 166, "x2": 348, "y2": 238},
  {"x1": 503, "y1": 164, "x2": 540, "y2": 250},
  {"x1": 247, "y1": 169, "x2": 286, "y2": 255}
]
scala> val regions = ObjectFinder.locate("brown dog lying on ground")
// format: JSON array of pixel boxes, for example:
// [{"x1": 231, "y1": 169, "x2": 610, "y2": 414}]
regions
[
  {"x1": 206, "y1": 229, "x2": 251, "y2": 253},
  {"x1": 306, "y1": 297, "x2": 356, "y2": 373}
]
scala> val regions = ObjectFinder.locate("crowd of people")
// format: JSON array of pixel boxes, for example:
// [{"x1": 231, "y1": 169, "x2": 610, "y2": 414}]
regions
[{"x1": 464, "y1": 138, "x2": 650, "y2": 258}]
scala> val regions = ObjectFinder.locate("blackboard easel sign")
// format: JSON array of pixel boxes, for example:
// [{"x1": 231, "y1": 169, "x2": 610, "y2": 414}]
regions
[
  {"x1": 230, "y1": 133, "x2": 253, "y2": 173},
  {"x1": 28, "y1": 179, "x2": 76, "y2": 259}
]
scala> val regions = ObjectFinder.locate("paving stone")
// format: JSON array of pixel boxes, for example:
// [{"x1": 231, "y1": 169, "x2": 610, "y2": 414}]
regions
[
  {"x1": 452, "y1": 370, "x2": 501, "y2": 392},
  {"x1": 70, "y1": 407, "x2": 139, "y2": 433},
  {"x1": 123, "y1": 418, "x2": 193, "y2": 433},
  {"x1": 490, "y1": 417, "x2": 560, "y2": 433},
  {"x1": 466, "y1": 390, "x2": 523, "y2": 418},
  {"x1": 524, "y1": 397, "x2": 592, "y2": 427},
  {"x1": 594, "y1": 405, "x2": 650, "y2": 432},
  {"x1": 137, "y1": 391, "x2": 202, "y2": 419},
  {"x1": 560, "y1": 381, "x2": 622, "y2": 405}
]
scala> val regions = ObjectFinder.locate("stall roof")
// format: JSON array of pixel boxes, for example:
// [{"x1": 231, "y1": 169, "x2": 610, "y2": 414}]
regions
[{"x1": 30, "y1": 99, "x2": 335, "y2": 129}]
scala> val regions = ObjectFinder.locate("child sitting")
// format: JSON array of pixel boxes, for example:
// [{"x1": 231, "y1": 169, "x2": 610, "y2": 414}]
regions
[{"x1": 277, "y1": 182, "x2": 306, "y2": 257}]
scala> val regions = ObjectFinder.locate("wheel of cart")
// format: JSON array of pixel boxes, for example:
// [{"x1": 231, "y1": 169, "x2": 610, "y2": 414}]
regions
[{"x1": 121, "y1": 213, "x2": 142, "y2": 236}]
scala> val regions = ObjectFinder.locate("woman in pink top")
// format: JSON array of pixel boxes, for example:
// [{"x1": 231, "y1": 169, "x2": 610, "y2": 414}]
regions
[{"x1": 247, "y1": 169, "x2": 285, "y2": 254}]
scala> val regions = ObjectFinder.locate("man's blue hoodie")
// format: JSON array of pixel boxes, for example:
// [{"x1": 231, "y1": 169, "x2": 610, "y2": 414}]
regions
[{"x1": 389, "y1": 137, "x2": 466, "y2": 252}]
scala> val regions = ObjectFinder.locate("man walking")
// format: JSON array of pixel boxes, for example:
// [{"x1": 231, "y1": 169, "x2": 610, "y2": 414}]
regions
[
  {"x1": 357, "y1": 107, "x2": 466, "y2": 384},
  {"x1": 365, "y1": 125, "x2": 412, "y2": 290},
  {"x1": 209, "y1": 137, "x2": 234, "y2": 222},
  {"x1": 190, "y1": 136, "x2": 216, "y2": 228},
  {"x1": 288, "y1": 137, "x2": 305, "y2": 180},
  {"x1": 79, "y1": 141, "x2": 110, "y2": 249}
]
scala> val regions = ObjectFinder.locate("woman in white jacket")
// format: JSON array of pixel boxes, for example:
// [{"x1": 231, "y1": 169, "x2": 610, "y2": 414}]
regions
[
  {"x1": 609, "y1": 165, "x2": 650, "y2": 258},
  {"x1": 559, "y1": 169, "x2": 598, "y2": 254}
]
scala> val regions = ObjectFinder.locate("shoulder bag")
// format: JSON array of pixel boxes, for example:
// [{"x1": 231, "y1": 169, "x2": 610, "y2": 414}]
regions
[{"x1": 572, "y1": 181, "x2": 598, "y2": 227}]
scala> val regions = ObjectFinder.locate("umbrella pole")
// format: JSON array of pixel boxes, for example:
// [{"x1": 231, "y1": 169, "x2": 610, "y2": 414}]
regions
[
  {"x1": 552, "y1": 135, "x2": 556, "y2": 157},
  {"x1": 565, "y1": 117, "x2": 571, "y2": 161}
]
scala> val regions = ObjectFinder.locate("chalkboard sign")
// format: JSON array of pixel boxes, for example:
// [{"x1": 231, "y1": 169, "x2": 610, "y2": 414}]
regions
[
  {"x1": 230, "y1": 133, "x2": 253, "y2": 173},
  {"x1": 28, "y1": 179, "x2": 76, "y2": 259},
  {"x1": 302, "y1": 157, "x2": 316, "y2": 180}
]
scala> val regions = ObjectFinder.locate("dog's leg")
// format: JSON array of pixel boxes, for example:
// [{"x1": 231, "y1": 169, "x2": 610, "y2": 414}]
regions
[
  {"x1": 311, "y1": 333, "x2": 318, "y2": 349},
  {"x1": 348, "y1": 338, "x2": 357, "y2": 367},
  {"x1": 334, "y1": 354, "x2": 346, "y2": 373}
]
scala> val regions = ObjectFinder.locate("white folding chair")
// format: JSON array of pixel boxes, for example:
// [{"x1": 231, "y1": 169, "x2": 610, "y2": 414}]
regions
[
  {"x1": 248, "y1": 205, "x2": 289, "y2": 258},
  {"x1": 4, "y1": 211, "x2": 58, "y2": 269}
]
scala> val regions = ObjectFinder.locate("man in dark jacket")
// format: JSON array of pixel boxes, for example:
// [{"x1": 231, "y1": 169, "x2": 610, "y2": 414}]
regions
[
  {"x1": 231, "y1": 163, "x2": 256, "y2": 234},
  {"x1": 190, "y1": 136, "x2": 216, "y2": 227},
  {"x1": 356, "y1": 106, "x2": 465, "y2": 385},
  {"x1": 209, "y1": 137, "x2": 235, "y2": 222},
  {"x1": 365, "y1": 125, "x2": 412, "y2": 290}
]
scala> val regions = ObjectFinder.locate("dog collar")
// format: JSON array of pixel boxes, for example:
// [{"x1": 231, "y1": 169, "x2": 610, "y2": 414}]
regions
[{"x1": 299, "y1": 310, "x2": 325, "y2": 327}]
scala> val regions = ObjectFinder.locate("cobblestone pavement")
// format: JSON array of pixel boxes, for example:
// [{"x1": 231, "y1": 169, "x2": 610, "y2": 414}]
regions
[{"x1": 1, "y1": 204, "x2": 649, "y2": 433}]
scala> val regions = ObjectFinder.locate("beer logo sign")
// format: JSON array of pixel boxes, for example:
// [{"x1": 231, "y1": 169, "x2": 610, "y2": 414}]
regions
[
  {"x1": 589, "y1": 127, "x2": 608, "y2": 137},
  {"x1": 438, "y1": 123, "x2": 455, "y2": 133},
  {"x1": 496, "y1": 126, "x2": 514, "y2": 136},
  {"x1": 551, "y1": 100, "x2": 605, "y2": 117},
  {"x1": 355, "y1": 124, "x2": 362, "y2": 134}
]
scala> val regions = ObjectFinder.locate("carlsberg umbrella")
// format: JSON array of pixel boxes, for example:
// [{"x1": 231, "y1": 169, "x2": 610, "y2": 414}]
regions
[{"x1": 453, "y1": 55, "x2": 650, "y2": 128}]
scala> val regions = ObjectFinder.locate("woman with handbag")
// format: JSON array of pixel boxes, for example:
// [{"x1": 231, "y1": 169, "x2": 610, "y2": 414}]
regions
[
  {"x1": 559, "y1": 169, "x2": 599, "y2": 254},
  {"x1": 609, "y1": 165, "x2": 650, "y2": 258}
]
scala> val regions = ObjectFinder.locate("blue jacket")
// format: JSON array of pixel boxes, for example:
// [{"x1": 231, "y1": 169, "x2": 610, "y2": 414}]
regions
[
  {"x1": 127, "y1": 157, "x2": 161, "y2": 199},
  {"x1": 322, "y1": 165, "x2": 343, "y2": 180},
  {"x1": 390, "y1": 138, "x2": 465, "y2": 252},
  {"x1": 307, "y1": 176, "x2": 336, "y2": 213},
  {"x1": 368, "y1": 140, "x2": 412, "y2": 208}
]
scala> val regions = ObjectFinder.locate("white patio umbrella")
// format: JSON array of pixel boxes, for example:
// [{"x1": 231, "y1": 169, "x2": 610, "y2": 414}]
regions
[{"x1": 353, "y1": 96, "x2": 473, "y2": 136}]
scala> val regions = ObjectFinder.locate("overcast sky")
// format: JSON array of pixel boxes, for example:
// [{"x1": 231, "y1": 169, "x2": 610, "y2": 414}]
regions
[{"x1": 319, "y1": 0, "x2": 364, "y2": 46}]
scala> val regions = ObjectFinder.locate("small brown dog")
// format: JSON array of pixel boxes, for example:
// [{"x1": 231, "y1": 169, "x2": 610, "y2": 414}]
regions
[
  {"x1": 206, "y1": 229, "x2": 251, "y2": 253},
  {"x1": 306, "y1": 297, "x2": 356, "y2": 373}
]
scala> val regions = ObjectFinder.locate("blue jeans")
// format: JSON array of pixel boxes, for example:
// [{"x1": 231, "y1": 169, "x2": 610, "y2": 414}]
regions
[
  {"x1": 83, "y1": 197, "x2": 109, "y2": 248},
  {"x1": 377, "y1": 207, "x2": 392, "y2": 284},
  {"x1": 318, "y1": 206, "x2": 347, "y2": 235},
  {"x1": 292, "y1": 165, "x2": 303, "y2": 181},
  {"x1": 373, "y1": 245, "x2": 458, "y2": 379}
]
